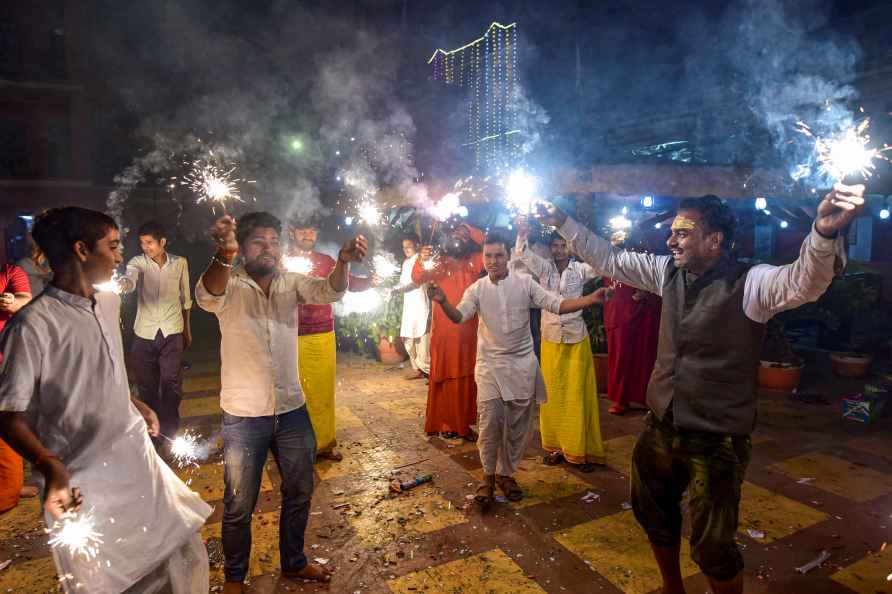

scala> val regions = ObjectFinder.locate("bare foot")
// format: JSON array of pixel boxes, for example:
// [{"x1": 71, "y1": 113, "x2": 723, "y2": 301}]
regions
[
  {"x1": 222, "y1": 581, "x2": 245, "y2": 594},
  {"x1": 283, "y1": 562, "x2": 332, "y2": 582}
]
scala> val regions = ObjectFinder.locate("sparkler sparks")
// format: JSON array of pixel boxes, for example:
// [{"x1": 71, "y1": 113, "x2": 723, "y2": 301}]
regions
[
  {"x1": 179, "y1": 155, "x2": 248, "y2": 208},
  {"x1": 422, "y1": 258, "x2": 438, "y2": 271},
  {"x1": 796, "y1": 118, "x2": 891, "y2": 181},
  {"x1": 336, "y1": 288, "x2": 388, "y2": 315},
  {"x1": 163, "y1": 430, "x2": 209, "y2": 469},
  {"x1": 357, "y1": 201, "x2": 382, "y2": 226},
  {"x1": 47, "y1": 511, "x2": 104, "y2": 561},
  {"x1": 504, "y1": 169, "x2": 540, "y2": 214},
  {"x1": 372, "y1": 254, "x2": 400, "y2": 278},
  {"x1": 282, "y1": 255, "x2": 315, "y2": 275},
  {"x1": 93, "y1": 271, "x2": 124, "y2": 294},
  {"x1": 428, "y1": 193, "x2": 468, "y2": 221}
]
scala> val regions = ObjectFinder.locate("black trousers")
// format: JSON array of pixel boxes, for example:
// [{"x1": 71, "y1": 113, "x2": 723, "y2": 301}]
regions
[{"x1": 131, "y1": 329, "x2": 185, "y2": 438}]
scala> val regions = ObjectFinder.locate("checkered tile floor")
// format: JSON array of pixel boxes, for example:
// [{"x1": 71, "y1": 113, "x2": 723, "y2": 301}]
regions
[{"x1": 2, "y1": 351, "x2": 892, "y2": 593}]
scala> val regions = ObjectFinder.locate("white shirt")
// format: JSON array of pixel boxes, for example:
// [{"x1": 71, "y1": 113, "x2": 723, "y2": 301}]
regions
[
  {"x1": 398, "y1": 254, "x2": 430, "y2": 338},
  {"x1": 514, "y1": 236, "x2": 598, "y2": 344},
  {"x1": 456, "y1": 271, "x2": 564, "y2": 404},
  {"x1": 559, "y1": 217, "x2": 846, "y2": 324},
  {"x1": 0, "y1": 287, "x2": 211, "y2": 594},
  {"x1": 124, "y1": 253, "x2": 192, "y2": 340},
  {"x1": 195, "y1": 266, "x2": 346, "y2": 417}
]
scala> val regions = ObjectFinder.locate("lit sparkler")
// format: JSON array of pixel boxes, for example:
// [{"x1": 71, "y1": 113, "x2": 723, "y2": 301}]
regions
[
  {"x1": 162, "y1": 430, "x2": 209, "y2": 469},
  {"x1": 47, "y1": 510, "x2": 104, "y2": 561},
  {"x1": 796, "y1": 118, "x2": 891, "y2": 181},
  {"x1": 357, "y1": 201, "x2": 382, "y2": 226},
  {"x1": 93, "y1": 271, "x2": 124, "y2": 294},
  {"x1": 372, "y1": 254, "x2": 400, "y2": 278},
  {"x1": 179, "y1": 156, "x2": 246, "y2": 208},
  {"x1": 504, "y1": 169, "x2": 540, "y2": 214},
  {"x1": 428, "y1": 193, "x2": 468, "y2": 221},
  {"x1": 282, "y1": 255, "x2": 315, "y2": 275},
  {"x1": 335, "y1": 288, "x2": 388, "y2": 315},
  {"x1": 422, "y1": 259, "x2": 437, "y2": 271}
]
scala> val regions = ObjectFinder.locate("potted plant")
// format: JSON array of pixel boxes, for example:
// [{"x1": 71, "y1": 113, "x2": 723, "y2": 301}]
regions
[
  {"x1": 758, "y1": 318, "x2": 804, "y2": 391},
  {"x1": 582, "y1": 278, "x2": 609, "y2": 392},
  {"x1": 371, "y1": 291, "x2": 407, "y2": 364}
]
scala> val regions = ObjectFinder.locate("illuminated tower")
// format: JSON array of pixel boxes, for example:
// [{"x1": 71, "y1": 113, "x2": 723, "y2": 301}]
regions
[{"x1": 428, "y1": 22, "x2": 519, "y2": 174}]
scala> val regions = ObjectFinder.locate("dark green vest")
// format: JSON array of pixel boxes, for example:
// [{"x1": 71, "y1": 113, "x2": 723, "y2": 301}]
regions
[{"x1": 647, "y1": 257, "x2": 766, "y2": 436}]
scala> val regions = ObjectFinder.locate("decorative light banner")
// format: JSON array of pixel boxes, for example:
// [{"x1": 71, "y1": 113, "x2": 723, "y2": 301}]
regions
[{"x1": 428, "y1": 22, "x2": 520, "y2": 175}]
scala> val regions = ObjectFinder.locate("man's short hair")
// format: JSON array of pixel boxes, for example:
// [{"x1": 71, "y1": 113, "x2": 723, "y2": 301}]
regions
[
  {"x1": 483, "y1": 231, "x2": 510, "y2": 252},
  {"x1": 549, "y1": 231, "x2": 566, "y2": 244},
  {"x1": 137, "y1": 221, "x2": 166, "y2": 241},
  {"x1": 287, "y1": 213, "x2": 321, "y2": 231},
  {"x1": 402, "y1": 233, "x2": 421, "y2": 246},
  {"x1": 237, "y1": 212, "x2": 282, "y2": 246},
  {"x1": 32, "y1": 207, "x2": 118, "y2": 270},
  {"x1": 678, "y1": 195, "x2": 736, "y2": 250}
]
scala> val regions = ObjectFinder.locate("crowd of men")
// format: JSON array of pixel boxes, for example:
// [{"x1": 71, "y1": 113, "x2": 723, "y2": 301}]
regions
[{"x1": 0, "y1": 180, "x2": 865, "y2": 594}]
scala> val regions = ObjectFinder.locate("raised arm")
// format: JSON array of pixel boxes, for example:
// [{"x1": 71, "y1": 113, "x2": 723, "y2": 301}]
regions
[
  {"x1": 200, "y1": 215, "x2": 238, "y2": 297},
  {"x1": 541, "y1": 205, "x2": 668, "y2": 295},
  {"x1": 528, "y1": 276, "x2": 610, "y2": 315},
  {"x1": 120, "y1": 257, "x2": 141, "y2": 294},
  {"x1": 329, "y1": 235, "x2": 368, "y2": 293},
  {"x1": 514, "y1": 230, "x2": 554, "y2": 281},
  {"x1": 743, "y1": 183, "x2": 864, "y2": 323}
]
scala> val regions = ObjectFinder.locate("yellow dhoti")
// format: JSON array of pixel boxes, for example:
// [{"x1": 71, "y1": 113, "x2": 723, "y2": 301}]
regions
[
  {"x1": 298, "y1": 331, "x2": 337, "y2": 453},
  {"x1": 539, "y1": 338, "x2": 605, "y2": 465}
]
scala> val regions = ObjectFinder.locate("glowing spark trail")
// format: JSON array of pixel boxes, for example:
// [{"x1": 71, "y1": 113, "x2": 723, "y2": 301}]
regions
[
  {"x1": 162, "y1": 430, "x2": 210, "y2": 469},
  {"x1": 335, "y1": 289, "x2": 389, "y2": 315},
  {"x1": 179, "y1": 156, "x2": 247, "y2": 208},
  {"x1": 429, "y1": 193, "x2": 468, "y2": 221},
  {"x1": 357, "y1": 201, "x2": 382, "y2": 226},
  {"x1": 504, "y1": 169, "x2": 540, "y2": 214},
  {"x1": 282, "y1": 256, "x2": 314, "y2": 275},
  {"x1": 422, "y1": 259, "x2": 437, "y2": 271},
  {"x1": 93, "y1": 271, "x2": 124, "y2": 294},
  {"x1": 47, "y1": 511, "x2": 104, "y2": 561},
  {"x1": 372, "y1": 254, "x2": 400, "y2": 278},
  {"x1": 796, "y1": 118, "x2": 891, "y2": 181}
]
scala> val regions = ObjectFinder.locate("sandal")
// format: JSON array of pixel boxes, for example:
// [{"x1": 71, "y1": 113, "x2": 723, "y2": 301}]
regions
[
  {"x1": 496, "y1": 475, "x2": 524, "y2": 502},
  {"x1": 577, "y1": 463, "x2": 597, "y2": 473},
  {"x1": 543, "y1": 451, "x2": 564, "y2": 466},
  {"x1": 474, "y1": 475, "x2": 495, "y2": 507},
  {"x1": 440, "y1": 431, "x2": 459, "y2": 439},
  {"x1": 317, "y1": 449, "x2": 343, "y2": 462}
]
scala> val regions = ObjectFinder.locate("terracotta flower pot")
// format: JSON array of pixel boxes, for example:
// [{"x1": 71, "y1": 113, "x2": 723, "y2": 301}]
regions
[
  {"x1": 593, "y1": 353, "x2": 609, "y2": 395},
  {"x1": 378, "y1": 337, "x2": 407, "y2": 365},
  {"x1": 758, "y1": 361, "x2": 803, "y2": 391},
  {"x1": 830, "y1": 352, "x2": 873, "y2": 378}
]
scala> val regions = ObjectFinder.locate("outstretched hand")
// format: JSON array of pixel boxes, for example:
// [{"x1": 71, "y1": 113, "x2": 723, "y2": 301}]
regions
[
  {"x1": 815, "y1": 183, "x2": 866, "y2": 238},
  {"x1": 211, "y1": 215, "x2": 239, "y2": 256},
  {"x1": 427, "y1": 282, "x2": 446, "y2": 303},
  {"x1": 535, "y1": 202, "x2": 568, "y2": 227},
  {"x1": 339, "y1": 235, "x2": 368, "y2": 263}
]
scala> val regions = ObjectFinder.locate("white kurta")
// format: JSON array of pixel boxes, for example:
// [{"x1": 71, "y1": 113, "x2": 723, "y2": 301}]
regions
[
  {"x1": 398, "y1": 254, "x2": 430, "y2": 339},
  {"x1": 456, "y1": 272, "x2": 563, "y2": 404},
  {"x1": 0, "y1": 287, "x2": 212, "y2": 594}
]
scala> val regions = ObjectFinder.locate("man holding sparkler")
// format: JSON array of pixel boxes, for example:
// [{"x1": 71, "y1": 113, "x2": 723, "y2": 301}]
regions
[
  {"x1": 197, "y1": 212, "x2": 368, "y2": 590},
  {"x1": 0, "y1": 207, "x2": 212, "y2": 593},
  {"x1": 286, "y1": 216, "x2": 377, "y2": 462},
  {"x1": 514, "y1": 222, "x2": 605, "y2": 472},
  {"x1": 413, "y1": 222, "x2": 485, "y2": 441},
  {"x1": 428, "y1": 232, "x2": 608, "y2": 506},
  {"x1": 540, "y1": 184, "x2": 864, "y2": 594},
  {"x1": 393, "y1": 233, "x2": 430, "y2": 380},
  {"x1": 120, "y1": 221, "x2": 193, "y2": 450}
]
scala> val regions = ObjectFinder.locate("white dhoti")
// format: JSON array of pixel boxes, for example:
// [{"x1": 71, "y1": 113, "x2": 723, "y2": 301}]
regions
[
  {"x1": 403, "y1": 333, "x2": 430, "y2": 374},
  {"x1": 477, "y1": 397, "x2": 535, "y2": 476},
  {"x1": 123, "y1": 533, "x2": 209, "y2": 594}
]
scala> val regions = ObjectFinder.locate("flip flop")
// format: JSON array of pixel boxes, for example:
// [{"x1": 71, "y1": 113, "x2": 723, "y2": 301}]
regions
[
  {"x1": 474, "y1": 476, "x2": 495, "y2": 508},
  {"x1": 543, "y1": 451, "x2": 564, "y2": 466},
  {"x1": 496, "y1": 475, "x2": 524, "y2": 502}
]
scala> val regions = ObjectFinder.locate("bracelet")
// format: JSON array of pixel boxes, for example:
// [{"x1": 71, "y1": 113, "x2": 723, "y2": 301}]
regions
[
  {"x1": 212, "y1": 255, "x2": 234, "y2": 268},
  {"x1": 34, "y1": 452, "x2": 59, "y2": 469}
]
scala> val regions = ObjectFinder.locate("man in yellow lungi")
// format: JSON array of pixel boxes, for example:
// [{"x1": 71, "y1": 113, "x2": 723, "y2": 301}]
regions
[
  {"x1": 289, "y1": 218, "x2": 375, "y2": 461},
  {"x1": 515, "y1": 222, "x2": 605, "y2": 472}
]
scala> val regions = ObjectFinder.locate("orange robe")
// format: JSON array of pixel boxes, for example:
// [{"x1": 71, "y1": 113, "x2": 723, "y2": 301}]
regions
[{"x1": 412, "y1": 228, "x2": 484, "y2": 436}]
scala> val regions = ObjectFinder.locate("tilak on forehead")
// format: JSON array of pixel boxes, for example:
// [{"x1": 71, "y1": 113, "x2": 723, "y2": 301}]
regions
[{"x1": 671, "y1": 216, "x2": 697, "y2": 231}]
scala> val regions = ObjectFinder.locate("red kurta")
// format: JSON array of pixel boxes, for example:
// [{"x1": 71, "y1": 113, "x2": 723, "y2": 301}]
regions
[
  {"x1": 603, "y1": 278, "x2": 661, "y2": 408},
  {"x1": 0, "y1": 264, "x2": 29, "y2": 513},
  {"x1": 412, "y1": 228, "x2": 484, "y2": 436}
]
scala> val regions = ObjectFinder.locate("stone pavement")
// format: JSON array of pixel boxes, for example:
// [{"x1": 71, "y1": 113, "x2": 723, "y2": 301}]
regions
[{"x1": 2, "y1": 349, "x2": 892, "y2": 593}]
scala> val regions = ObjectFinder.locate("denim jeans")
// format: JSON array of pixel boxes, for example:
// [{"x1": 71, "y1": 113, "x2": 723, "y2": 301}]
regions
[{"x1": 221, "y1": 406, "x2": 317, "y2": 583}]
